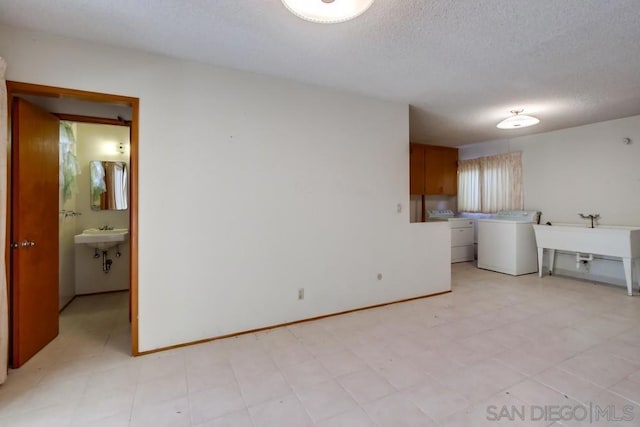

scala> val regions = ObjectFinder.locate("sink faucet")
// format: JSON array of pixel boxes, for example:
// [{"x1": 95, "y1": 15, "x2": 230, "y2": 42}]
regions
[
  {"x1": 578, "y1": 213, "x2": 600, "y2": 228},
  {"x1": 99, "y1": 225, "x2": 114, "y2": 231}
]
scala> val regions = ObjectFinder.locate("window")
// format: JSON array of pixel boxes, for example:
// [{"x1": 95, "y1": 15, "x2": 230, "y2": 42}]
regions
[{"x1": 458, "y1": 152, "x2": 523, "y2": 213}]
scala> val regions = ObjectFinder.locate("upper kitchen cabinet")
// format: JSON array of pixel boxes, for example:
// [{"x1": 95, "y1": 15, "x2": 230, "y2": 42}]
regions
[
  {"x1": 409, "y1": 143, "x2": 426, "y2": 194},
  {"x1": 410, "y1": 143, "x2": 458, "y2": 195},
  {"x1": 426, "y1": 145, "x2": 458, "y2": 195}
]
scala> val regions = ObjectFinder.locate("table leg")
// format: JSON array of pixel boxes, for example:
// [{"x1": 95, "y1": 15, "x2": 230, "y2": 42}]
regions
[{"x1": 549, "y1": 249, "x2": 556, "y2": 275}]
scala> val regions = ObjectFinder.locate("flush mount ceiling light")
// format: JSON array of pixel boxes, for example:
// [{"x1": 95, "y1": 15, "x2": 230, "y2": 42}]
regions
[
  {"x1": 281, "y1": 0, "x2": 375, "y2": 24},
  {"x1": 496, "y1": 109, "x2": 540, "y2": 129}
]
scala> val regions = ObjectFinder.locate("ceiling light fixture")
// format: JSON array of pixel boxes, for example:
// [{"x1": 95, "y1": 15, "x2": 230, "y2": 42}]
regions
[
  {"x1": 496, "y1": 109, "x2": 540, "y2": 129},
  {"x1": 281, "y1": 0, "x2": 375, "y2": 24}
]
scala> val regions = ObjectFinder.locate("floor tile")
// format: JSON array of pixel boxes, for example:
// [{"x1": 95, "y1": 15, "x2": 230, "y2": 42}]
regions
[
  {"x1": 336, "y1": 368, "x2": 395, "y2": 404},
  {"x1": 281, "y1": 359, "x2": 331, "y2": 390},
  {"x1": 369, "y1": 355, "x2": 429, "y2": 390},
  {"x1": 492, "y1": 348, "x2": 554, "y2": 376},
  {"x1": 301, "y1": 336, "x2": 345, "y2": 357},
  {"x1": 295, "y1": 379, "x2": 358, "y2": 422},
  {"x1": 315, "y1": 349, "x2": 368, "y2": 378},
  {"x1": 183, "y1": 341, "x2": 231, "y2": 369},
  {"x1": 84, "y1": 362, "x2": 140, "y2": 395},
  {"x1": 71, "y1": 410, "x2": 132, "y2": 427},
  {"x1": 269, "y1": 343, "x2": 314, "y2": 368},
  {"x1": 383, "y1": 334, "x2": 429, "y2": 357},
  {"x1": 315, "y1": 407, "x2": 374, "y2": 427},
  {"x1": 131, "y1": 396, "x2": 190, "y2": 427},
  {"x1": 72, "y1": 386, "x2": 135, "y2": 424},
  {"x1": 229, "y1": 352, "x2": 278, "y2": 381},
  {"x1": 248, "y1": 394, "x2": 313, "y2": 427},
  {"x1": 0, "y1": 379, "x2": 40, "y2": 418},
  {"x1": 557, "y1": 350, "x2": 639, "y2": 388},
  {"x1": 505, "y1": 378, "x2": 580, "y2": 408},
  {"x1": 573, "y1": 315, "x2": 635, "y2": 339},
  {"x1": 0, "y1": 402, "x2": 76, "y2": 427},
  {"x1": 403, "y1": 348, "x2": 466, "y2": 381},
  {"x1": 534, "y1": 367, "x2": 606, "y2": 405},
  {"x1": 134, "y1": 372, "x2": 188, "y2": 408},
  {"x1": 28, "y1": 373, "x2": 90, "y2": 410},
  {"x1": 438, "y1": 359, "x2": 526, "y2": 403},
  {"x1": 609, "y1": 377, "x2": 640, "y2": 405},
  {"x1": 189, "y1": 384, "x2": 246, "y2": 425},
  {"x1": 237, "y1": 370, "x2": 291, "y2": 407},
  {"x1": 361, "y1": 393, "x2": 437, "y2": 427},
  {"x1": 592, "y1": 339, "x2": 640, "y2": 365},
  {"x1": 406, "y1": 380, "x2": 471, "y2": 422},
  {"x1": 4, "y1": 267, "x2": 640, "y2": 427},
  {"x1": 186, "y1": 360, "x2": 238, "y2": 394},
  {"x1": 136, "y1": 352, "x2": 186, "y2": 383},
  {"x1": 193, "y1": 409, "x2": 253, "y2": 426}
]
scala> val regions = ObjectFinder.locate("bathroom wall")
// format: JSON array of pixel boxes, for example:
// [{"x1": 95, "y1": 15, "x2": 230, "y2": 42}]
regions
[
  {"x1": 0, "y1": 25, "x2": 451, "y2": 352},
  {"x1": 74, "y1": 122, "x2": 130, "y2": 294},
  {"x1": 459, "y1": 114, "x2": 640, "y2": 287},
  {"x1": 59, "y1": 123, "x2": 77, "y2": 309}
]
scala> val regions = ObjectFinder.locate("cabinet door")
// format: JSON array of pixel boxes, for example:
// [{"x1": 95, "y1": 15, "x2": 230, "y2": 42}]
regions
[
  {"x1": 451, "y1": 227, "x2": 474, "y2": 246},
  {"x1": 424, "y1": 145, "x2": 458, "y2": 195},
  {"x1": 424, "y1": 146, "x2": 443, "y2": 194},
  {"x1": 440, "y1": 147, "x2": 458, "y2": 195},
  {"x1": 409, "y1": 143, "x2": 425, "y2": 195}
]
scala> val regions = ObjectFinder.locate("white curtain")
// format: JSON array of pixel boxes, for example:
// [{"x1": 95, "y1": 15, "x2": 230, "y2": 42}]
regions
[
  {"x1": 114, "y1": 162, "x2": 128, "y2": 210},
  {"x1": 458, "y1": 152, "x2": 523, "y2": 213},
  {"x1": 458, "y1": 157, "x2": 482, "y2": 212},
  {"x1": 0, "y1": 56, "x2": 8, "y2": 384}
]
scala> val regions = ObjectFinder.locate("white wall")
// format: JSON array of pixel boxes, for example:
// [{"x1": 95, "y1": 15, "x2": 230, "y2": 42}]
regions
[
  {"x1": 58, "y1": 122, "x2": 78, "y2": 309},
  {"x1": 74, "y1": 123, "x2": 130, "y2": 295},
  {"x1": 0, "y1": 25, "x2": 451, "y2": 352},
  {"x1": 459, "y1": 116, "x2": 640, "y2": 286},
  {"x1": 59, "y1": 198, "x2": 77, "y2": 310}
]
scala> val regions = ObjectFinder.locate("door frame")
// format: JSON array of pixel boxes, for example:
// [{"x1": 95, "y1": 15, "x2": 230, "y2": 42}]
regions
[{"x1": 5, "y1": 81, "x2": 140, "y2": 356}]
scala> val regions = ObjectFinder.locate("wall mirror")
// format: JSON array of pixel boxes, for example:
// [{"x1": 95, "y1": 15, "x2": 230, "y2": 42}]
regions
[{"x1": 90, "y1": 160, "x2": 128, "y2": 211}]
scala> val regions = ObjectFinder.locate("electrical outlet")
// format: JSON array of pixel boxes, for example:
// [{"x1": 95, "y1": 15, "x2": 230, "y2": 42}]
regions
[{"x1": 298, "y1": 288, "x2": 304, "y2": 300}]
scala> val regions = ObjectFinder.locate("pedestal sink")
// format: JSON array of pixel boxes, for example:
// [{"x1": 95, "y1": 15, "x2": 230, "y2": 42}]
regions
[{"x1": 74, "y1": 228, "x2": 128, "y2": 251}]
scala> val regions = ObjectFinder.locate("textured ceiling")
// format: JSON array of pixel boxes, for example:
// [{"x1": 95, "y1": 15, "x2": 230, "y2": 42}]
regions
[{"x1": 1, "y1": 0, "x2": 639, "y2": 146}]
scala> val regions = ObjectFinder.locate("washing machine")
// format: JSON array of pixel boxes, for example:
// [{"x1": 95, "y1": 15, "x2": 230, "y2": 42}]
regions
[{"x1": 477, "y1": 210, "x2": 541, "y2": 275}]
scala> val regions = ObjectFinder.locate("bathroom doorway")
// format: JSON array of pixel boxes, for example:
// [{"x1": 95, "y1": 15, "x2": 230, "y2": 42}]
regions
[
  {"x1": 6, "y1": 81, "x2": 139, "y2": 367},
  {"x1": 59, "y1": 118, "x2": 131, "y2": 303}
]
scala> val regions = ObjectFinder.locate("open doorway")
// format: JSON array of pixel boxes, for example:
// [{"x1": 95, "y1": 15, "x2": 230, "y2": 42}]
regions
[
  {"x1": 6, "y1": 82, "x2": 139, "y2": 368},
  {"x1": 58, "y1": 118, "x2": 131, "y2": 303}
]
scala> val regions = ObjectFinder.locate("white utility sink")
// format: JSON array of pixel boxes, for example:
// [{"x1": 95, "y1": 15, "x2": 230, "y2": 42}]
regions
[
  {"x1": 74, "y1": 228, "x2": 128, "y2": 251},
  {"x1": 533, "y1": 223, "x2": 640, "y2": 295}
]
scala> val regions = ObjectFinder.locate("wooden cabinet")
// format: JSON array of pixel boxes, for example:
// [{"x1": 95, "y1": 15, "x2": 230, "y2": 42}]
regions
[
  {"x1": 409, "y1": 143, "x2": 426, "y2": 195},
  {"x1": 410, "y1": 143, "x2": 458, "y2": 195},
  {"x1": 426, "y1": 145, "x2": 458, "y2": 195}
]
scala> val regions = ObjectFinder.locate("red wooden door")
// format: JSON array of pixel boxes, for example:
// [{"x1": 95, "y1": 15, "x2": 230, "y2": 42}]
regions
[{"x1": 10, "y1": 98, "x2": 60, "y2": 368}]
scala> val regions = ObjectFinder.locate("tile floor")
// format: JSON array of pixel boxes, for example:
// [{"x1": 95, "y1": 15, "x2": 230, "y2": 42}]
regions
[{"x1": 1, "y1": 263, "x2": 640, "y2": 426}]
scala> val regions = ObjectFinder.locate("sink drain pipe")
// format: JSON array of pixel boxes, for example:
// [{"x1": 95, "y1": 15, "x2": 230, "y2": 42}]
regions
[
  {"x1": 102, "y1": 250, "x2": 113, "y2": 273},
  {"x1": 576, "y1": 252, "x2": 593, "y2": 270}
]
